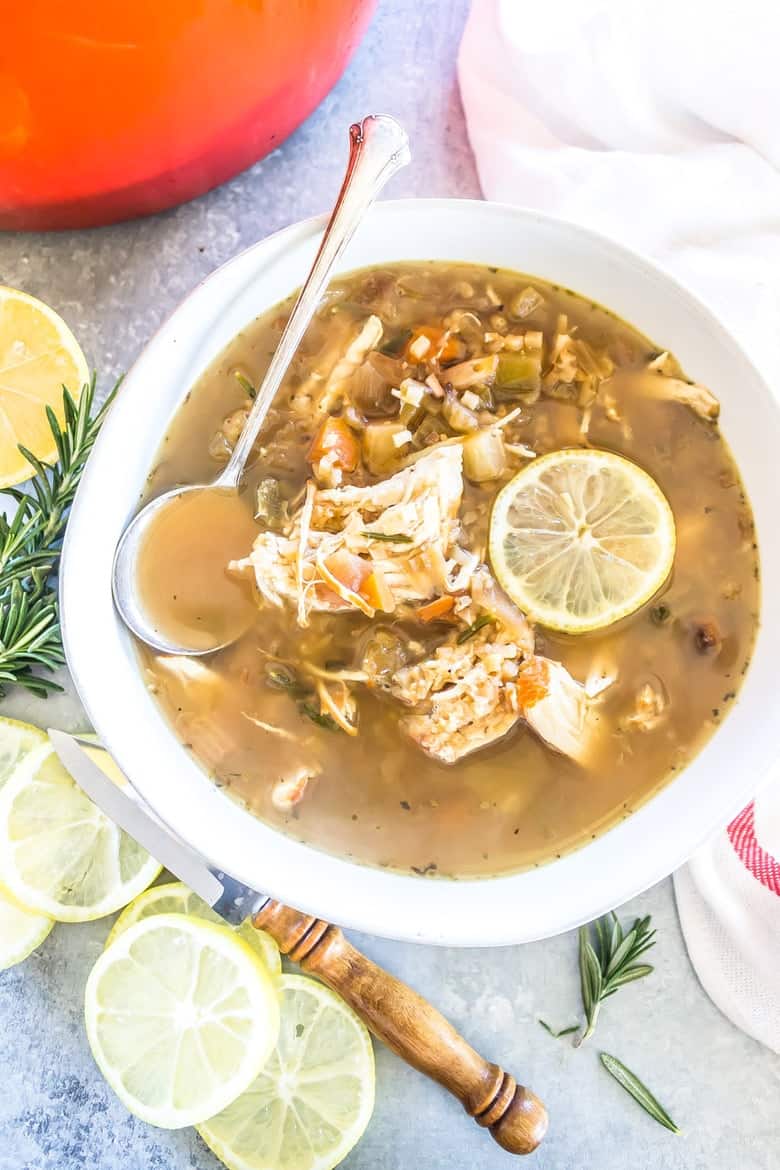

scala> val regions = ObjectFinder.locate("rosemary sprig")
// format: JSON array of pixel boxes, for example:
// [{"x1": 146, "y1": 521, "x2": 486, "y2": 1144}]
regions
[
  {"x1": 577, "y1": 912, "x2": 656, "y2": 1044},
  {"x1": 600, "y1": 1053, "x2": 680, "y2": 1134},
  {"x1": 456, "y1": 614, "x2": 495, "y2": 644},
  {"x1": 361, "y1": 531, "x2": 413, "y2": 543},
  {"x1": 0, "y1": 375, "x2": 119, "y2": 698},
  {"x1": 538, "y1": 1019, "x2": 579, "y2": 1039}
]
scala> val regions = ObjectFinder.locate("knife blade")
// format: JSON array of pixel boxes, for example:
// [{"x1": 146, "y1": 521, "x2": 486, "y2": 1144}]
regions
[{"x1": 48, "y1": 729, "x2": 268, "y2": 925}]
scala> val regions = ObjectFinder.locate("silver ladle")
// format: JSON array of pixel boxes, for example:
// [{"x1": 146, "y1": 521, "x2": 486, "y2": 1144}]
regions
[{"x1": 112, "y1": 115, "x2": 411, "y2": 656}]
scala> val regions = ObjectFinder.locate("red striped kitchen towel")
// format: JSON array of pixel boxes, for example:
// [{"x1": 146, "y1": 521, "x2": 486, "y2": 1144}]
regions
[{"x1": 674, "y1": 792, "x2": 780, "y2": 1052}]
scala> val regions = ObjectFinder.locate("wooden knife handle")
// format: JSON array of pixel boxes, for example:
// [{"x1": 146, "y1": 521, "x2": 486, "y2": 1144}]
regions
[{"x1": 253, "y1": 899, "x2": 548, "y2": 1156}]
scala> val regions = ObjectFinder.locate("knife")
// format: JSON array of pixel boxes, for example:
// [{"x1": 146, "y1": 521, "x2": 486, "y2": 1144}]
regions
[
  {"x1": 48, "y1": 728, "x2": 266, "y2": 925},
  {"x1": 49, "y1": 728, "x2": 548, "y2": 1156}
]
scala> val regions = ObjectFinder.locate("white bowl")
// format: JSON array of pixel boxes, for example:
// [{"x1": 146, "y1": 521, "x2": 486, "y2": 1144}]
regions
[{"x1": 61, "y1": 199, "x2": 780, "y2": 946}]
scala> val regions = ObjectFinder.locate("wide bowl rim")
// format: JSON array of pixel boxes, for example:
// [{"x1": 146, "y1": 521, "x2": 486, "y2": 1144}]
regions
[{"x1": 61, "y1": 196, "x2": 780, "y2": 946}]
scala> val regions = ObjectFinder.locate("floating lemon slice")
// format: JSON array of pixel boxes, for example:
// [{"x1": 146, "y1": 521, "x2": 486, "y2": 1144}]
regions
[
  {"x1": 0, "y1": 738, "x2": 161, "y2": 921},
  {"x1": 198, "y1": 973, "x2": 375, "y2": 1170},
  {"x1": 85, "y1": 914, "x2": 280, "y2": 1129},
  {"x1": 0, "y1": 285, "x2": 89, "y2": 488},
  {"x1": 0, "y1": 884, "x2": 53, "y2": 970},
  {"x1": 107, "y1": 880, "x2": 281, "y2": 976},
  {"x1": 489, "y1": 448, "x2": 676, "y2": 633}
]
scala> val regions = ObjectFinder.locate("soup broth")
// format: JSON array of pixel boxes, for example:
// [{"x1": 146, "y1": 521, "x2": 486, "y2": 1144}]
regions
[{"x1": 139, "y1": 262, "x2": 759, "y2": 877}]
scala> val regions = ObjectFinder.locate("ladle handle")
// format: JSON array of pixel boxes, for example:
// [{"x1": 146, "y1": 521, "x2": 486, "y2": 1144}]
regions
[
  {"x1": 253, "y1": 900, "x2": 549, "y2": 1156},
  {"x1": 220, "y1": 114, "x2": 411, "y2": 489}
]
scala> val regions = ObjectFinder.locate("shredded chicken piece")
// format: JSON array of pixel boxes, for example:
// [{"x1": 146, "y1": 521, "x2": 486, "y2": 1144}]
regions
[
  {"x1": 315, "y1": 678, "x2": 359, "y2": 736},
  {"x1": 622, "y1": 679, "x2": 667, "y2": 732},
  {"x1": 242, "y1": 713, "x2": 297, "y2": 741},
  {"x1": 544, "y1": 314, "x2": 614, "y2": 407},
  {"x1": 291, "y1": 315, "x2": 383, "y2": 418},
  {"x1": 642, "y1": 350, "x2": 719, "y2": 419},
  {"x1": 231, "y1": 445, "x2": 466, "y2": 625},
  {"x1": 271, "y1": 764, "x2": 321, "y2": 812},
  {"x1": 598, "y1": 391, "x2": 634, "y2": 441},
  {"x1": 390, "y1": 623, "x2": 525, "y2": 764},
  {"x1": 517, "y1": 657, "x2": 600, "y2": 764},
  {"x1": 644, "y1": 373, "x2": 720, "y2": 421},
  {"x1": 470, "y1": 567, "x2": 535, "y2": 656},
  {"x1": 545, "y1": 314, "x2": 580, "y2": 387},
  {"x1": 153, "y1": 656, "x2": 225, "y2": 702}
]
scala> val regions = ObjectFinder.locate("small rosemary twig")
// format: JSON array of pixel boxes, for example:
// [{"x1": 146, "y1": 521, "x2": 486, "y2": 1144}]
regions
[{"x1": 0, "y1": 375, "x2": 120, "y2": 698}]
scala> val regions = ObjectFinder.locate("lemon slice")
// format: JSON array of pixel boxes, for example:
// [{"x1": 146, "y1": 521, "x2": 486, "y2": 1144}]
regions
[
  {"x1": 0, "y1": 884, "x2": 53, "y2": 970},
  {"x1": 85, "y1": 914, "x2": 280, "y2": 1129},
  {"x1": 489, "y1": 448, "x2": 676, "y2": 633},
  {"x1": 0, "y1": 740, "x2": 162, "y2": 921},
  {"x1": 0, "y1": 716, "x2": 49, "y2": 791},
  {"x1": 198, "y1": 973, "x2": 375, "y2": 1170},
  {"x1": 107, "y1": 881, "x2": 282, "y2": 976},
  {"x1": 0, "y1": 286, "x2": 89, "y2": 488}
]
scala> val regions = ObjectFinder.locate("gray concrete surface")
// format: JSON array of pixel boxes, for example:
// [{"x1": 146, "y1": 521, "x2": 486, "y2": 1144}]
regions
[{"x1": 1, "y1": 1, "x2": 778, "y2": 1167}]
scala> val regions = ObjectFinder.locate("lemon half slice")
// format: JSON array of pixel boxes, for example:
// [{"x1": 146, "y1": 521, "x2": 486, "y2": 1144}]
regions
[
  {"x1": 107, "y1": 881, "x2": 282, "y2": 976},
  {"x1": 0, "y1": 885, "x2": 53, "y2": 970},
  {"x1": 198, "y1": 973, "x2": 375, "y2": 1170},
  {"x1": 489, "y1": 448, "x2": 675, "y2": 633},
  {"x1": 86, "y1": 914, "x2": 280, "y2": 1129},
  {"x1": 0, "y1": 716, "x2": 49, "y2": 790},
  {"x1": 0, "y1": 286, "x2": 89, "y2": 488},
  {"x1": 0, "y1": 741, "x2": 161, "y2": 921}
]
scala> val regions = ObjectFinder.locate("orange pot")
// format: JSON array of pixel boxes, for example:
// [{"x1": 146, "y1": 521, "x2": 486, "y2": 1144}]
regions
[{"x1": 0, "y1": 0, "x2": 376, "y2": 229}]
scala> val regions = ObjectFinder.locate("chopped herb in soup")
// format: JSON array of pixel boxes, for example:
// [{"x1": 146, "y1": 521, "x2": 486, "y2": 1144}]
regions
[{"x1": 138, "y1": 262, "x2": 759, "y2": 877}]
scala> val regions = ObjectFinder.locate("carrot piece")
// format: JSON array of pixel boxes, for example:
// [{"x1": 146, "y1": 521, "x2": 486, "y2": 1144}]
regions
[
  {"x1": 362, "y1": 567, "x2": 395, "y2": 613},
  {"x1": 323, "y1": 548, "x2": 372, "y2": 594},
  {"x1": 515, "y1": 658, "x2": 551, "y2": 710},
  {"x1": 322, "y1": 549, "x2": 395, "y2": 613},
  {"x1": 405, "y1": 325, "x2": 460, "y2": 365},
  {"x1": 308, "y1": 416, "x2": 360, "y2": 471},
  {"x1": 416, "y1": 595, "x2": 456, "y2": 622}
]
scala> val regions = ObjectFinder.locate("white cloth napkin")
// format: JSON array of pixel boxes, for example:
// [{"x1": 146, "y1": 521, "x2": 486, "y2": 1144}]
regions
[{"x1": 458, "y1": 0, "x2": 780, "y2": 1052}]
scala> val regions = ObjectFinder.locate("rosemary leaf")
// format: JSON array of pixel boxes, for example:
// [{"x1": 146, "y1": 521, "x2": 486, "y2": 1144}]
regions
[
  {"x1": 0, "y1": 375, "x2": 119, "y2": 698},
  {"x1": 456, "y1": 614, "x2": 495, "y2": 644},
  {"x1": 600, "y1": 1053, "x2": 681, "y2": 1134},
  {"x1": 234, "y1": 371, "x2": 257, "y2": 398},
  {"x1": 538, "y1": 1019, "x2": 579, "y2": 1039},
  {"x1": 361, "y1": 531, "x2": 413, "y2": 543},
  {"x1": 300, "y1": 701, "x2": 342, "y2": 733},
  {"x1": 607, "y1": 963, "x2": 654, "y2": 990}
]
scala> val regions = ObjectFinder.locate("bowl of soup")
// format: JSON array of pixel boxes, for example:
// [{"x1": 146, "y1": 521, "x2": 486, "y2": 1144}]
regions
[{"x1": 60, "y1": 200, "x2": 780, "y2": 944}]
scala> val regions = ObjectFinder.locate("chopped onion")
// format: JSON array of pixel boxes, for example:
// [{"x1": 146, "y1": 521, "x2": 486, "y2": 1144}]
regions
[
  {"x1": 442, "y1": 388, "x2": 479, "y2": 433},
  {"x1": 463, "y1": 428, "x2": 507, "y2": 482},
  {"x1": 442, "y1": 309, "x2": 483, "y2": 349},
  {"x1": 397, "y1": 377, "x2": 427, "y2": 407},
  {"x1": 408, "y1": 333, "x2": 431, "y2": 360},
  {"x1": 363, "y1": 421, "x2": 409, "y2": 474},
  {"x1": 446, "y1": 354, "x2": 498, "y2": 390},
  {"x1": 509, "y1": 286, "x2": 544, "y2": 319},
  {"x1": 348, "y1": 352, "x2": 403, "y2": 417}
]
